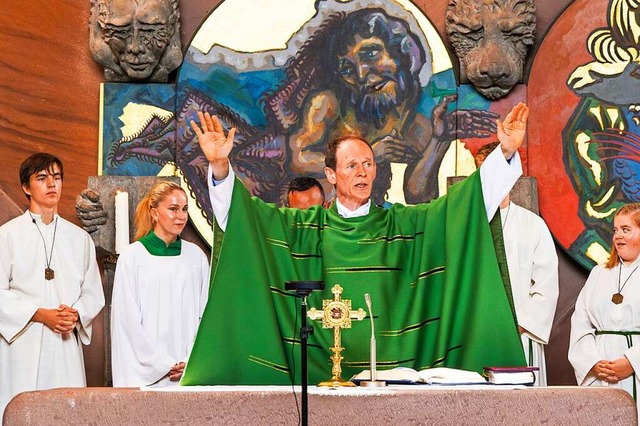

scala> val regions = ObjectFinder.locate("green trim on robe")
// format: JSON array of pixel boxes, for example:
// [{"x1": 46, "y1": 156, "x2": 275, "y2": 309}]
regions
[
  {"x1": 181, "y1": 172, "x2": 526, "y2": 385},
  {"x1": 489, "y1": 213, "x2": 518, "y2": 328},
  {"x1": 138, "y1": 231, "x2": 181, "y2": 256}
]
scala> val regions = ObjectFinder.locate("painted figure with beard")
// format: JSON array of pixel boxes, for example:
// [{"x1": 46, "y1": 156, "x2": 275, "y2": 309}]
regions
[
  {"x1": 265, "y1": 8, "x2": 497, "y2": 205},
  {"x1": 563, "y1": 0, "x2": 640, "y2": 268},
  {"x1": 89, "y1": 0, "x2": 182, "y2": 82}
]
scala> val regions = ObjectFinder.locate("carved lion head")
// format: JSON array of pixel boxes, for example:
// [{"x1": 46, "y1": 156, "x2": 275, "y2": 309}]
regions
[{"x1": 446, "y1": 0, "x2": 536, "y2": 99}]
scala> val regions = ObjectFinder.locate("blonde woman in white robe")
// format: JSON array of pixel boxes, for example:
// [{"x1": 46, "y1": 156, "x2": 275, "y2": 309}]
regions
[
  {"x1": 111, "y1": 181, "x2": 209, "y2": 387},
  {"x1": 569, "y1": 203, "x2": 640, "y2": 412}
]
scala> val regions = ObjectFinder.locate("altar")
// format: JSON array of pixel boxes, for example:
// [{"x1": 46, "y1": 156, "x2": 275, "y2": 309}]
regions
[{"x1": 3, "y1": 385, "x2": 636, "y2": 425}]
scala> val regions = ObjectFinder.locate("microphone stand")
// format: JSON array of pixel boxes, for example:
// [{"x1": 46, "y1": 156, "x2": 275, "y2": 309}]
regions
[
  {"x1": 300, "y1": 294, "x2": 312, "y2": 426},
  {"x1": 285, "y1": 281, "x2": 324, "y2": 426}
]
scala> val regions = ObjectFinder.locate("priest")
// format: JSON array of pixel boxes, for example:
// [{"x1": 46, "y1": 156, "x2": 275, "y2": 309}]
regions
[
  {"x1": 182, "y1": 103, "x2": 530, "y2": 385},
  {"x1": 0, "y1": 153, "x2": 105, "y2": 415}
]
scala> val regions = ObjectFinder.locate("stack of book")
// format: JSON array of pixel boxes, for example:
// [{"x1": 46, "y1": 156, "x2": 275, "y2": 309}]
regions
[
  {"x1": 483, "y1": 366, "x2": 539, "y2": 385},
  {"x1": 351, "y1": 367, "x2": 487, "y2": 385}
]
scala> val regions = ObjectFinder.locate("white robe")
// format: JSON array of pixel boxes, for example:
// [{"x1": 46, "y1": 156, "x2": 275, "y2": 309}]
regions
[
  {"x1": 110, "y1": 240, "x2": 210, "y2": 387},
  {"x1": 569, "y1": 261, "x2": 640, "y2": 412},
  {"x1": 0, "y1": 212, "x2": 104, "y2": 415},
  {"x1": 500, "y1": 202, "x2": 559, "y2": 386}
]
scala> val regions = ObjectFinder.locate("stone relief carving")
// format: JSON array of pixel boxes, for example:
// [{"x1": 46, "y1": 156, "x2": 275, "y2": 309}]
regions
[
  {"x1": 89, "y1": 0, "x2": 182, "y2": 82},
  {"x1": 445, "y1": 0, "x2": 536, "y2": 99}
]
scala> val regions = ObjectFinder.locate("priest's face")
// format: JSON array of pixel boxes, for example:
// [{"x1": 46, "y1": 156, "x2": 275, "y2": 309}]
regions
[
  {"x1": 22, "y1": 165, "x2": 63, "y2": 212},
  {"x1": 613, "y1": 213, "x2": 640, "y2": 263},
  {"x1": 324, "y1": 138, "x2": 376, "y2": 210},
  {"x1": 152, "y1": 189, "x2": 188, "y2": 243}
]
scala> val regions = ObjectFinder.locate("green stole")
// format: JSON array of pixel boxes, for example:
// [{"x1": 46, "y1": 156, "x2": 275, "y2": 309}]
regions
[{"x1": 181, "y1": 172, "x2": 525, "y2": 385}]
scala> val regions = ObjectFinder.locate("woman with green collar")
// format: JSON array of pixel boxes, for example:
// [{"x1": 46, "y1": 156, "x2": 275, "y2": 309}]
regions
[{"x1": 111, "y1": 181, "x2": 209, "y2": 387}]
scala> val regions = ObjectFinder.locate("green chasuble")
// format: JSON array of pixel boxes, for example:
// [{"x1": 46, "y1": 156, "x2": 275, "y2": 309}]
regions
[{"x1": 181, "y1": 172, "x2": 525, "y2": 385}]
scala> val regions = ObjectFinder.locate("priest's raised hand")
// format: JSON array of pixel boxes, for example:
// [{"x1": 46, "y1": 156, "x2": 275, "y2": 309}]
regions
[
  {"x1": 497, "y1": 102, "x2": 529, "y2": 159},
  {"x1": 190, "y1": 111, "x2": 237, "y2": 180}
]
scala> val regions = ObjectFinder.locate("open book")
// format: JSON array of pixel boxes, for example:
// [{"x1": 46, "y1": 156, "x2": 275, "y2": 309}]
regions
[
  {"x1": 351, "y1": 367, "x2": 487, "y2": 385},
  {"x1": 483, "y1": 366, "x2": 538, "y2": 385}
]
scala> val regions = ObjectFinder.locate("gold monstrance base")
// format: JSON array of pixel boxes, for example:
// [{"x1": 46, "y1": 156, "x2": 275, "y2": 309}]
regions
[{"x1": 318, "y1": 379, "x2": 357, "y2": 387}]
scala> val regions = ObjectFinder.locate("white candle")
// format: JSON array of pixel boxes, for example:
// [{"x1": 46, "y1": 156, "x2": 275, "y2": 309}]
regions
[{"x1": 114, "y1": 190, "x2": 130, "y2": 254}]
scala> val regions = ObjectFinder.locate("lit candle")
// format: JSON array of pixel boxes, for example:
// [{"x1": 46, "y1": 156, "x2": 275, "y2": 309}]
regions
[{"x1": 114, "y1": 190, "x2": 130, "y2": 253}]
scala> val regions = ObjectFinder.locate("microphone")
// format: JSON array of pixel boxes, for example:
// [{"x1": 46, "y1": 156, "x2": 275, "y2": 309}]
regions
[
  {"x1": 365, "y1": 294, "x2": 376, "y2": 381},
  {"x1": 360, "y1": 294, "x2": 385, "y2": 387}
]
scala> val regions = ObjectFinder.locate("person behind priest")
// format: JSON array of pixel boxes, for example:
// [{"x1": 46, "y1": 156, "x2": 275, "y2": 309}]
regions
[
  {"x1": 475, "y1": 142, "x2": 559, "y2": 386},
  {"x1": 181, "y1": 103, "x2": 529, "y2": 385},
  {"x1": 0, "y1": 153, "x2": 105, "y2": 415},
  {"x1": 569, "y1": 203, "x2": 640, "y2": 412},
  {"x1": 287, "y1": 176, "x2": 325, "y2": 209},
  {"x1": 110, "y1": 181, "x2": 209, "y2": 387}
]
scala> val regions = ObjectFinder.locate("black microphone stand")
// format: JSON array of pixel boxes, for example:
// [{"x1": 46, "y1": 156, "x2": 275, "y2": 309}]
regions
[
  {"x1": 285, "y1": 281, "x2": 324, "y2": 426},
  {"x1": 300, "y1": 293, "x2": 312, "y2": 426}
]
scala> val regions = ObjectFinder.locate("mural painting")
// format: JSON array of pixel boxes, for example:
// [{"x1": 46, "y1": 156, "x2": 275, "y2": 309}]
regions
[
  {"x1": 102, "y1": 0, "x2": 502, "y2": 244},
  {"x1": 529, "y1": 0, "x2": 640, "y2": 269}
]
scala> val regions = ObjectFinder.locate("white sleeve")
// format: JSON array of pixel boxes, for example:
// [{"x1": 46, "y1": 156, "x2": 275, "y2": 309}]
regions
[
  {"x1": 179, "y1": 248, "x2": 211, "y2": 365},
  {"x1": 110, "y1": 249, "x2": 176, "y2": 387},
  {"x1": 71, "y1": 234, "x2": 105, "y2": 345},
  {"x1": 207, "y1": 161, "x2": 236, "y2": 232},
  {"x1": 198, "y1": 250, "x2": 210, "y2": 318},
  {"x1": 479, "y1": 146, "x2": 523, "y2": 220},
  {"x1": 518, "y1": 221, "x2": 559, "y2": 344},
  {"x1": 568, "y1": 271, "x2": 601, "y2": 386},
  {"x1": 625, "y1": 344, "x2": 640, "y2": 376},
  {"x1": 0, "y1": 227, "x2": 39, "y2": 343}
]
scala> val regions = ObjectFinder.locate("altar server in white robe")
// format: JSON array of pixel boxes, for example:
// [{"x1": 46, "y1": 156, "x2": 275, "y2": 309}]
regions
[
  {"x1": 570, "y1": 203, "x2": 640, "y2": 413},
  {"x1": 111, "y1": 181, "x2": 209, "y2": 387},
  {"x1": 0, "y1": 153, "x2": 104, "y2": 416},
  {"x1": 476, "y1": 143, "x2": 559, "y2": 386}
]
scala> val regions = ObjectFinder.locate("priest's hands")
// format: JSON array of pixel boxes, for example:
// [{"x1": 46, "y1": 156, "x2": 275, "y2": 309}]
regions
[
  {"x1": 190, "y1": 112, "x2": 237, "y2": 180},
  {"x1": 32, "y1": 304, "x2": 78, "y2": 334},
  {"x1": 591, "y1": 357, "x2": 634, "y2": 383},
  {"x1": 169, "y1": 362, "x2": 186, "y2": 381},
  {"x1": 497, "y1": 102, "x2": 529, "y2": 160}
]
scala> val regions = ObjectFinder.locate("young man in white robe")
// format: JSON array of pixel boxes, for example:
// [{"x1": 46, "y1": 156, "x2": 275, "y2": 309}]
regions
[
  {"x1": 476, "y1": 143, "x2": 559, "y2": 386},
  {"x1": 0, "y1": 153, "x2": 105, "y2": 415}
]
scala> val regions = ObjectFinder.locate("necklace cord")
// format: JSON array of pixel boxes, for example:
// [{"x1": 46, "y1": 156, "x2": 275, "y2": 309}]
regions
[
  {"x1": 617, "y1": 263, "x2": 640, "y2": 294},
  {"x1": 29, "y1": 212, "x2": 58, "y2": 271}
]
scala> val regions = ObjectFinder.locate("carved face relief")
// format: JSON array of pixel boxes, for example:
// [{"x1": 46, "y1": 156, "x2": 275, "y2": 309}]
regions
[
  {"x1": 90, "y1": 0, "x2": 182, "y2": 82},
  {"x1": 445, "y1": 0, "x2": 536, "y2": 99}
]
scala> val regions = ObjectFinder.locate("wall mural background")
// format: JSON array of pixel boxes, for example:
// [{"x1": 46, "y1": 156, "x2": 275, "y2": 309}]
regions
[
  {"x1": 100, "y1": 0, "x2": 512, "y2": 245},
  {"x1": 0, "y1": 0, "x2": 599, "y2": 387}
]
